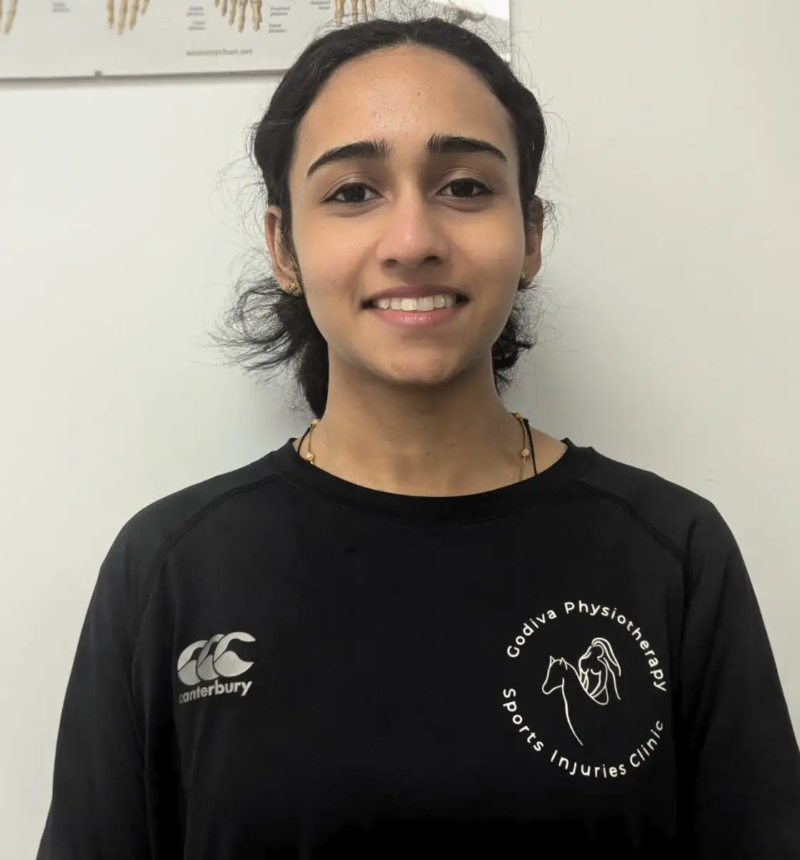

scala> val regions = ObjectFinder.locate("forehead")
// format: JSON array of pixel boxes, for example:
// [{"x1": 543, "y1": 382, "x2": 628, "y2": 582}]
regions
[{"x1": 293, "y1": 45, "x2": 515, "y2": 170}]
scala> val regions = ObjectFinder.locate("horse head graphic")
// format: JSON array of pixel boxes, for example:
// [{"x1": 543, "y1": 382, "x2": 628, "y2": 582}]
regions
[{"x1": 541, "y1": 637, "x2": 622, "y2": 746}]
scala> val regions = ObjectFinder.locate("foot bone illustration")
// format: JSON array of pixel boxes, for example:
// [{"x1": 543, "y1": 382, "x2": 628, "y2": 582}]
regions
[
  {"x1": 215, "y1": 0, "x2": 263, "y2": 33},
  {"x1": 1, "y1": 0, "x2": 19, "y2": 35},
  {"x1": 107, "y1": 0, "x2": 151, "y2": 35},
  {"x1": 334, "y1": 0, "x2": 376, "y2": 27}
]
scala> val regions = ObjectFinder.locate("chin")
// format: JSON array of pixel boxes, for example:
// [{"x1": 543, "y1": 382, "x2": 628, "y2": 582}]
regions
[{"x1": 376, "y1": 358, "x2": 473, "y2": 390}]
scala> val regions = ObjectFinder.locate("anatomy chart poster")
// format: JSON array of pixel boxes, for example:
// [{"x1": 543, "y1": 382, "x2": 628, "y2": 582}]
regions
[{"x1": 0, "y1": 1, "x2": 509, "y2": 79}]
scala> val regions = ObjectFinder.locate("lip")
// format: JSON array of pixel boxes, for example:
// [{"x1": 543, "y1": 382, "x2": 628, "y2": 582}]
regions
[
  {"x1": 367, "y1": 303, "x2": 466, "y2": 329},
  {"x1": 363, "y1": 284, "x2": 467, "y2": 307}
]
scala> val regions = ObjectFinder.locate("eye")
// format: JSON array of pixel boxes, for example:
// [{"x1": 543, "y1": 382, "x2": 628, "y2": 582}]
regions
[
  {"x1": 326, "y1": 178, "x2": 493, "y2": 206},
  {"x1": 440, "y1": 178, "x2": 492, "y2": 199},
  {"x1": 327, "y1": 183, "x2": 379, "y2": 205}
]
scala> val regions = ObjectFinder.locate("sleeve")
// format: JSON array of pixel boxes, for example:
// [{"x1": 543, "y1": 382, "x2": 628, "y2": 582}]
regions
[
  {"x1": 36, "y1": 521, "x2": 153, "y2": 860},
  {"x1": 677, "y1": 503, "x2": 800, "y2": 858}
]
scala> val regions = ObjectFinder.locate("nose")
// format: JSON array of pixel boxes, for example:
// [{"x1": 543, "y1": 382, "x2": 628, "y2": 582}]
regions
[{"x1": 375, "y1": 185, "x2": 451, "y2": 272}]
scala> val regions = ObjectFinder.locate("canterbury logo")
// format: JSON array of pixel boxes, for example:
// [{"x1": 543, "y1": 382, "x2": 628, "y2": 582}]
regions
[{"x1": 176, "y1": 632, "x2": 255, "y2": 705}]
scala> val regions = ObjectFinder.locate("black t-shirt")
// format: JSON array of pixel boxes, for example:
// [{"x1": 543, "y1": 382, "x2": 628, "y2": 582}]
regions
[{"x1": 37, "y1": 438, "x2": 800, "y2": 859}]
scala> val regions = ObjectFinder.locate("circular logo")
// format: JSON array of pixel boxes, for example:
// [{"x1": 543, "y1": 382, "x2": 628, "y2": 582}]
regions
[{"x1": 502, "y1": 599, "x2": 669, "y2": 780}]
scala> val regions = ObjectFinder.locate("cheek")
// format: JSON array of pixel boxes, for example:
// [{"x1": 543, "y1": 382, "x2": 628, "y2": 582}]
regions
[
  {"x1": 479, "y1": 282, "x2": 523, "y2": 343},
  {"x1": 293, "y1": 236, "x2": 361, "y2": 328},
  {"x1": 302, "y1": 269, "x2": 363, "y2": 352},
  {"x1": 477, "y1": 229, "x2": 527, "y2": 279},
  {"x1": 462, "y1": 213, "x2": 526, "y2": 280},
  {"x1": 471, "y1": 246, "x2": 526, "y2": 310}
]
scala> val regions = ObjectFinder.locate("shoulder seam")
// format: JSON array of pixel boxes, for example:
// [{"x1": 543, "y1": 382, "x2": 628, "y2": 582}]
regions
[
  {"x1": 131, "y1": 472, "x2": 283, "y2": 666},
  {"x1": 576, "y1": 477, "x2": 688, "y2": 567}
]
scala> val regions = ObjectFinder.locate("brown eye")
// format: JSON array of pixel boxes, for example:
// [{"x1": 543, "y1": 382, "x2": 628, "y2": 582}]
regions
[
  {"x1": 326, "y1": 178, "x2": 492, "y2": 207},
  {"x1": 443, "y1": 179, "x2": 492, "y2": 199},
  {"x1": 327, "y1": 183, "x2": 377, "y2": 205}
]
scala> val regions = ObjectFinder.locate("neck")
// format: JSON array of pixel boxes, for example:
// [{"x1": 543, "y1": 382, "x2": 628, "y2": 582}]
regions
[{"x1": 302, "y1": 361, "x2": 530, "y2": 496}]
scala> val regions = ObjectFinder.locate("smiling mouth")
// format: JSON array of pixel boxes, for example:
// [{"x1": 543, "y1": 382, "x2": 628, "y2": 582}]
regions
[{"x1": 363, "y1": 294, "x2": 469, "y2": 312}]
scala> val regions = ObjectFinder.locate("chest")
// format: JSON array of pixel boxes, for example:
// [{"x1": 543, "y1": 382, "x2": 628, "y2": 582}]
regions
[{"x1": 164, "y1": 521, "x2": 682, "y2": 854}]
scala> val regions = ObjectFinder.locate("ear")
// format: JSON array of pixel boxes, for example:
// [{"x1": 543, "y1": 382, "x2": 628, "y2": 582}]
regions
[
  {"x1": 264, "y1": 205, "x2": 297, "y2": 289},
  {"x1": 548, "y1": 655, "x2": 555, "y2": 666},
  {"x1": 523, "y1": 196, "x2": 544, "y2": 282}
]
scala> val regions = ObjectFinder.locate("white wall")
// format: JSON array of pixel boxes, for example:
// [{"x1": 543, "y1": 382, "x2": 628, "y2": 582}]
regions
[{"x1": 1, "y1": 0, "x2": 797, "y2": 855}]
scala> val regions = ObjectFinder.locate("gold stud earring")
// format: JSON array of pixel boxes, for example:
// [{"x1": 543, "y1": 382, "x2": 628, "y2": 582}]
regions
[
  {"x1": 520, "y1": 270, "x2": 530, "y2": 287},
  {"x1": 284, "y1": 280, "x2": 302, "y2": 297}
]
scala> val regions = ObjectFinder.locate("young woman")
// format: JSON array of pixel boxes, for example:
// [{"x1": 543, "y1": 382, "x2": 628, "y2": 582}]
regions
[{"x1": 37, "y1": 14, "x2": 799, "y2": 860}]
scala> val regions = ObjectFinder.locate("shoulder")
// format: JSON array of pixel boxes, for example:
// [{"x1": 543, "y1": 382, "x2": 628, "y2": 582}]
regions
[
  {"x1": 126, "y1": 449, "x2": 282, "y2": 549},
  {"x1": 573, "y1": 443, "x2": 734, "y2": 567},
  {"x1": 96, "y1": 448, "x2": 284, "y2": 613}
]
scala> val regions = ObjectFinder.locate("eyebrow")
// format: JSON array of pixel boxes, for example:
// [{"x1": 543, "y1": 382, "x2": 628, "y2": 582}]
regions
[{"x1": 305, "y1": 133, "x2": 509, "y2": 179}]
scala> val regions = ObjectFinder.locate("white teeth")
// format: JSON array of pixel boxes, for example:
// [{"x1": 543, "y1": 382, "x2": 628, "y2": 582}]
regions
[{"x1": 373, "y1": 294, "x2": 460, "y2": 312}]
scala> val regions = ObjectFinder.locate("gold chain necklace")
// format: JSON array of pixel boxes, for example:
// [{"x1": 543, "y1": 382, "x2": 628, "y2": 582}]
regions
[{"x1": 298, "y1": 411, "x2": 535, "y2": 483}]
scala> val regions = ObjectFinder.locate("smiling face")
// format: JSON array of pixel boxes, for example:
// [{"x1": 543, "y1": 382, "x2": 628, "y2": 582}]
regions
[{"x1": 267, "y1": 44, "x2": 542, "y2": 396}]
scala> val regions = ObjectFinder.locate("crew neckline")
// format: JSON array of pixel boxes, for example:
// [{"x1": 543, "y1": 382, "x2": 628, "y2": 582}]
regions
[{"x1": 270, "y1": 436, "x2": 596, "y2": 523}]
